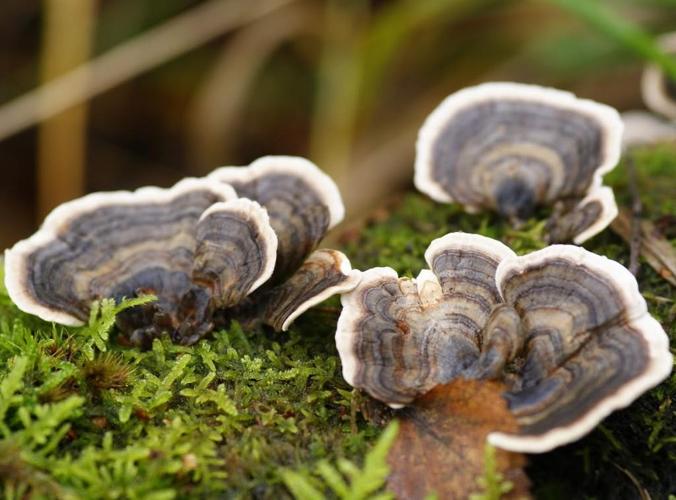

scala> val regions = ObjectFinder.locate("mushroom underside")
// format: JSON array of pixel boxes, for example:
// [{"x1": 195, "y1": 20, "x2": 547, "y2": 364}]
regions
[{"x1": 257, "y1": 248, "x2": 361, "y2": 331}]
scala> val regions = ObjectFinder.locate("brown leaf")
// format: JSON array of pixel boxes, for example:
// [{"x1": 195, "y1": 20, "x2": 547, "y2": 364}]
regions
[
  {"x1": 611, "y1": 207, "x2": 676, "y2": 287},
  {"x1": 387, "y1": 379, "x2": 530, "y2": 499}
]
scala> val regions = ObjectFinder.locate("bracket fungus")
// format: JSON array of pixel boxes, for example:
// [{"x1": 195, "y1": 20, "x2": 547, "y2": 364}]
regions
[
  {"x1": 209, "y1": 156, "x2": 344, "y2": 281},
  {"x1": 208, "y1": 156, "x2": 360, "y2": 331},
  {"x1": 642, "y1": 32, "x2": 676, "y2": 120},
  {"x1": 336, "y1": 232, "x2": 672, "y2": 453},
  {"x1": 414, "y1": 82, "x2": 623, "y2": 243},
  {"x1": 5, "y1": 156, "x2": 359, "y2": 346}
]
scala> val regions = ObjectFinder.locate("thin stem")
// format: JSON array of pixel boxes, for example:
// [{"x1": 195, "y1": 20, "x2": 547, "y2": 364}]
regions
[{"x1": 38, "y1": 0, "x2": 96, "y2": 219}]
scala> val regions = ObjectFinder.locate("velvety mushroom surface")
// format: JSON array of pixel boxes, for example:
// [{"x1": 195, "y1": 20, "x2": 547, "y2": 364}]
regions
[
  {"x1": 336, "y1": 232, "x2": 672, "y2": 452},
  {"x1": 415, "y1": 82, "x2": 623, "y2": 243},
  {"x1": 545, "y1": 185, "x2": 617, "y2": 245},
  {"x1": 337, "y1": 234, "x2": 515, "y2": 406}
]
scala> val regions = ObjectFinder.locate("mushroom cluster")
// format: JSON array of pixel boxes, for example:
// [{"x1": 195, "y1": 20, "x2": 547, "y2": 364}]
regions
[
  {"x1": 415, "y1": 82, "x2": 623, "y2": 244},
  {"x1": 5, "y1": 156, "x2": 360, "y2": 346},
  {"x1": 336, "y1": 232, "x2": 672, "y2": 452}
]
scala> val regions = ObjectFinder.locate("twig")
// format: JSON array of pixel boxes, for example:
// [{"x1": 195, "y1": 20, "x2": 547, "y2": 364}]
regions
[
  {"x1": 350, "y1": 389, "x2": 359, "y2": 435},
  {"x1": 0, "y1": 0, "x2": 294, "y2": 143},
  {"x1": 625, "y1": 156, "x2": 643, "y2": 276},
  {"x1": 611, "y1": 462, "x2": 651, "y2": 500},
  {"x1": 611, "y1": 208, "x2": 676, "y2": 287}
]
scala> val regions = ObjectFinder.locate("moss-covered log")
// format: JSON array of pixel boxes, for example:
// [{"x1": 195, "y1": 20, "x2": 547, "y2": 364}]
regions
[{"x1": 0, "y1": 144, "x2": 674, "y2": 498}]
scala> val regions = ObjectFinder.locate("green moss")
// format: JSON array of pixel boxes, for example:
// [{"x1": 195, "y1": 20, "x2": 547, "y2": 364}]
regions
[
  {"x1": 470, "y1": 444, "x2": 514, "y2": 500},
  {"x1": 0, "y1": 292, "x2": 379, "y2": 498},
  {"x1": 282, "y1": 420, "x2": 398, "y2": 500},
  {"x1": 0, "y1": 145, "x2": 674, "y2": 498}
]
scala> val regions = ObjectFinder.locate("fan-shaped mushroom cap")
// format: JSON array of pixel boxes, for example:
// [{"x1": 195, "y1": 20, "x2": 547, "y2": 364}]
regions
[
  {"x1": 193, "y1": 198, "x2": 278, "y2": 309},
  {"x1": 415, "y1": 82, "x2": 623, "y2": 224},
  {"x1": 259, "y1": 248, "x2": 361, "y2": 331},
  {"x1": 5, "y1": 179, "x2": 278, "y2": 345},
  {"x1": 209, "y1": 156, "x2": 344, "y2": 280},
  {"x1": 546, "y1": 184, "x2": 618, "y2": 244},
  {"x1": 642, "y1": 33, "x2": 676, "y2": 120},
  {"x1": 488, "y1": 245, "x2": 672, "y2": 453},
  {"x1": 336, "y1": 233, "x2": 515, "y2": 407}
]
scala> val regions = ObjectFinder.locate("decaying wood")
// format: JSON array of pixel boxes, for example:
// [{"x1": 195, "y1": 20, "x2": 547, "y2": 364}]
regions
[
  {"x1": 611, "y1": 208, "x2": 676, "y2": 287},
  {"x1": 387, "y1": 379, "x2": 530, "y2": 499}
]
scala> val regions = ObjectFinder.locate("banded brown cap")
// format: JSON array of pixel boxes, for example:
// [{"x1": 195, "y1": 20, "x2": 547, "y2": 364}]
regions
[
  {"x1": 209, "y1": 156, "x2": 345, "y2": 280},
  {"x1": 4, "y1": 179, "x2": 278, "y2": 345},
  {"x1": 414, "y1": 82, "x2": 623, "y2": 235},
  {"x1": 488, "y1": 245, "x2": 672, "y2": 453},
  {"x1": 642, "y1": 33, "x2": 676, "y2": 120},
  {"x1": 336, "y1": 233, "x2": 672, "y2": 452},
  {"x1": 336, "y1": 233, "x2": 515, "y2": 407}
]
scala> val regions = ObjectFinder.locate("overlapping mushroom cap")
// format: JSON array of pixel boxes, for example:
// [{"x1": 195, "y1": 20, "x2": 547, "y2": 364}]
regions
[
  {"x1": 209, "y1": 156, "x2": 345, "y2": 280},
  {"x1": 336, "y1": 233, "x2": 672, "y2": 452},
  {"x1": 5, "y1": 156, "x2": 360, "y2": 345},
  {"x1": 415, "y1": 82, "x2": 623, "y2": 243},
  {"x1": 642, "y1": 32, "x2": 676, "y2": 121},
  {"x1": 208, "y1": 156, "x2": 360, "y2": 330}
]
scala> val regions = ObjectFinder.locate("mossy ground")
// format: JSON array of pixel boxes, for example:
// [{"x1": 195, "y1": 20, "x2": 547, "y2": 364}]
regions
[{"x1": 1, "y1": 145, "x2": 674, "y2": 499}]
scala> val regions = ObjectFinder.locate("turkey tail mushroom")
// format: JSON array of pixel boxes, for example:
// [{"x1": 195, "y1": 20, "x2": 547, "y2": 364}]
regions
[
  {"x1": 336, "y1": 233, "x2": 515, "y2": 407},
  {"x1": 415, "y1": 82, "x2": 623, "y2": 241},
  {"x1": 3, "y1": 178, "x2": 281, "y2": 346},
  {"x1": 546, "y1": 184, "x2": 618, "y2": 244},
  {"x1": 209, "y1": 156, "x2": 344, "y2": 280},
  {"x1": 259, "y1": 249, "x2": 361, "y2": 332},
  {"x1": 489, "y1": 245, "x2": 672, "y2": 453},
  {"x1": 4, "y1": 178, "x2": 236, "y2": 327}
]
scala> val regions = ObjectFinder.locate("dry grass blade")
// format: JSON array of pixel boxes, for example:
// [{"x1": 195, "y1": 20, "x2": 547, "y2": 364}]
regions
[
  {"x1": 611, "y1": 462, "x2": 652, "y2": 500},
  {"x1": 188, "y1": 1, "x2": 319, "y2": 171},
  {"x1": 611, "y1": 207, "x2": 676, "y2": 287},
  {"x1": 0, "y1": 0, "x2": 295, "y2": 143},
  {"x1": 38, "y1": 0, "x2": 96, "y2": 219}
]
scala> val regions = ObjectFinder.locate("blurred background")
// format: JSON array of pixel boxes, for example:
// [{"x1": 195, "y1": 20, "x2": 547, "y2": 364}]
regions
[{"x1": 0, "y1": 0, "x2": 675, "y2": 248}]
